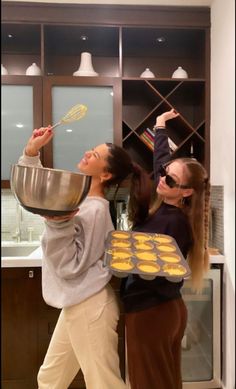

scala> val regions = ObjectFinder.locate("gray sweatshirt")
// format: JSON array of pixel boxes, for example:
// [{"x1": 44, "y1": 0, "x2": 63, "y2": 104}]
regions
[{"x1": 18, "y1": 152, "x2": 114, "y2": 308}]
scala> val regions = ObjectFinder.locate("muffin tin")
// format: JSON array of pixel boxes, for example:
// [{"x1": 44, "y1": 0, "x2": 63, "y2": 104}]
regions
[{"x1": 104, "y1": 230, "x2": 191, "y2": 280}]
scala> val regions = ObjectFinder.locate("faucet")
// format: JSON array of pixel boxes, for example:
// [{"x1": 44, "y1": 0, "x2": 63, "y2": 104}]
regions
[
  {"x1": 12, "y1": 204, "x2": 24, "y2": 242},
  {"x1": 27, "y1": 227, "x2": 34, "y2": 242},
  {"x1": 12, "y1": 228, "x2": 21, "y2": 243}
]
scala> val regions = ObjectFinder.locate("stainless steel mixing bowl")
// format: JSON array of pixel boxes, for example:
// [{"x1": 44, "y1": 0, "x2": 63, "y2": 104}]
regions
[{"x1": 10, "y1": 164, "x2": 92, "y2": 216}]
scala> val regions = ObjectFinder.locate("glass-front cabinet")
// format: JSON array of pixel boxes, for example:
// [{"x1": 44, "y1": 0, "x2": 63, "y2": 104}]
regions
[
  {"x1": 125, "y1": 268, "x2": 222, "y2": 389},
  {"x1": 182, "y1": 268, "x2": 221, "y2": 388},
  {"x1": 1, "y1": 77, "x2": 42, "y2": 186},
  {"x1": 42, "y1": 77, "x2": 121, "y2": 171}
]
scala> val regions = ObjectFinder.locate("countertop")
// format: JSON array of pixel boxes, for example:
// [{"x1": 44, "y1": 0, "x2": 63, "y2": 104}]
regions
[{"x1": 1, "y1": 244, "x2": 225, "y2": 268}]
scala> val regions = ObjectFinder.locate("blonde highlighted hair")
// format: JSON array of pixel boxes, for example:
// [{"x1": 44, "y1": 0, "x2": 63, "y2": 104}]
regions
[{"x1": 150, "y1": 158, "x2": 211, "y2": 292}]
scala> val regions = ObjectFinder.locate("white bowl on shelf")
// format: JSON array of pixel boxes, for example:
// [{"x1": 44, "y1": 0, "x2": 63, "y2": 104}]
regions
[
  {"x1": 140, "y1": 68, "x2": 155, "y2": 78},
  {"x1": 1, "y1": 64, "x2": 9, "y2": 75},
  {"x1": 73, "y1": 52, "x2": 98, "y2": 77},
  {"x1": 172, "y1": 66, "x2": 188, "y2": 79},
  {"x1": 73, "y1": 70, "x2": 98, "y2": 76},
  {"x1": 26, "y1": 63, "x2": 42, "y2": 76}
]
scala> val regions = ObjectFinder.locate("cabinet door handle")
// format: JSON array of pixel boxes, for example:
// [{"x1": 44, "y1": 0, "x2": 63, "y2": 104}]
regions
[{"x1": 28, "y1": 270, "x2": 34, "y2": 278}]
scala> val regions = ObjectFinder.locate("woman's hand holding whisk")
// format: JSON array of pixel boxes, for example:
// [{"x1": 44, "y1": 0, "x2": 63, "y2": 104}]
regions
[{"x1": 25, "y1": 125, "x2": 54, "y2": 156}]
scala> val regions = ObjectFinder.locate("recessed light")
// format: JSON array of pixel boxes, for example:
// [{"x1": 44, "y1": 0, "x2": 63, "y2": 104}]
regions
[
  {"x1": 8, "y1": 34, "x2": 13, "y2": 38},
  {"x1": 156, "y1": 37, "x2": 166, "y2": 43},
  {"x1": 66, "y1": 129, "x2": 73, "y2": 132},
  {"x1": 16, "y1": 123, "x2": 24, "y2": 128},
  {"x1": 80, "y1": 35, "x2": 88, "y2": 41}
]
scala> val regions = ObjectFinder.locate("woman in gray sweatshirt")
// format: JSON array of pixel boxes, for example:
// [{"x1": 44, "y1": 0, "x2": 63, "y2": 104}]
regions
[{"x1": 18, "y1": 125, "x2": 152, "y2": 389}]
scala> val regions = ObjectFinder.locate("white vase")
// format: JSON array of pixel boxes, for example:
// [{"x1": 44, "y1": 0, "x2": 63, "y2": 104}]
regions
[
  {"x1": 172, "y1": 66, "x2": 188, "y2": 79},
  {"x1": 140, "y1": 68, "x2": 155, "y2": 78},
  {"x1": 1, "y1": 64, "x2": 9, "y2": 75},
  {"x1": 73, "y1": 52, "x2": 98, "y2": 76},
  {"x1": 26, "y1": 63, "x2": 42, "y2": 76}
]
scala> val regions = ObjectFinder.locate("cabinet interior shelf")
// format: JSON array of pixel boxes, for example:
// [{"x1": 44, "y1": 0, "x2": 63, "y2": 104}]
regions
[{"x1": 2, "y1": 4, "x2": 210, "y2": 187}]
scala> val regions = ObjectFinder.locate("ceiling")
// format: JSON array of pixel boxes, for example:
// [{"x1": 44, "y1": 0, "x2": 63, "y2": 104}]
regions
[{"x1": 2, "y1": 0, "x2": 214, "y2": 5}]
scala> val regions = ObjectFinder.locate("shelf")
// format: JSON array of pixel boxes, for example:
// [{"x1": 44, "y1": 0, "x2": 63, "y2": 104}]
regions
[
  {"x1": 2, "y1": 24, "x2": 41, "y2": 76},
  {"x1": 122, "y1": 80, "x2": 164, "y2": 129},
  {"x1": 123, "y1": 134, "x2": 154, "y2": 174},
  {"x1": 171, "y1": 132, "x2": 205, "y2": 162},
  {"x1": 2, "y1": 24, "x2": 41, "y2": 55},
  {"x1": 2, "y1": 5, "x2": 210, "y2": 181},
  {"x1": 166, "y1": 81, "x2": 205, "y2": 129},
  {"x1": 122, "y1": 27, "x2": 206, "y2": 78},
  {"x1": 44, "y1": 25, "x2": 120, "y2": 77}
]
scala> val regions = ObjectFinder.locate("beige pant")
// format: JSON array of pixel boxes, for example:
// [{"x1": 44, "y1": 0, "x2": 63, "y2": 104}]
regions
[{"x1": 38, "y1": 284, "x2": 127, "y2": 389}]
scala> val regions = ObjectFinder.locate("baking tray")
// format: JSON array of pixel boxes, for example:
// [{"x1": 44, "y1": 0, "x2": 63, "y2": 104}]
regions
[{"x1": 104, "y1": 230, "x2": 191, "y2": 281}]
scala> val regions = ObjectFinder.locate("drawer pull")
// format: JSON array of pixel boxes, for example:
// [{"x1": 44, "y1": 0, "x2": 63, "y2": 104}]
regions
[{"x1": 28, "y1": 270, "x2": 34, "y2": 278}]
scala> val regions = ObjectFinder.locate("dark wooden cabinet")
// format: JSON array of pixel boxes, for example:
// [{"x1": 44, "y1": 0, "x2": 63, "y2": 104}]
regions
[
  {"x1": 122, "y1": 78, "x2": 207, "y2": 176},
  {"x1": 2, "y1": 3, "x2": 210, "y2": 183},
  {"x1": 1, "y1": 268, "x2": 125, "y2": 389},
  {"x1": 1, "y1": 268, "x2": 42, "y2": 389},
  {"x1": 1, "y1": 5, "x2": 210, "y2": 385}
]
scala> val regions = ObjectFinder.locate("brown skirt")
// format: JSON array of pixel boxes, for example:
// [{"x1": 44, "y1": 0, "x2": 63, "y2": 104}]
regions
[{"x1": 125, "y1": 298, "x2": 187, "y2": 389}]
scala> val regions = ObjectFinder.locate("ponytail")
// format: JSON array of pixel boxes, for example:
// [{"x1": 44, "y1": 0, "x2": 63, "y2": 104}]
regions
[
  {"x1": 105, "y1": 143, "x2": 152, "y2": 225},
  {"x1": 128, "y1": 163, "x2": 152, "y2": 226},
  {"x1": 180, "y1": 159, "x2": 211, "y2": 292}
]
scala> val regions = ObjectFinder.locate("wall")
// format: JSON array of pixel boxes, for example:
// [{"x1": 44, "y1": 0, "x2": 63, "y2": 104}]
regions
[
  {"x1": 210, "y1": 1, "x2": 235, "y2": 389},
  {"x1": 209, "y1": 186, "x2": 224, "y2": 254},
  {"x1": 2, "y1": 0, "x2": 213, "y2": 5}
]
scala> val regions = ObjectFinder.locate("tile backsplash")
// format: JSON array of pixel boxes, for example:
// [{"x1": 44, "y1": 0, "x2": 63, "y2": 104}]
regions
[
  {"x1": 1, "y1": 189, "x2": 44, "y2": 241},
  {"x1": 209, "y1": 185, "x2": 224, "y2": 254}
]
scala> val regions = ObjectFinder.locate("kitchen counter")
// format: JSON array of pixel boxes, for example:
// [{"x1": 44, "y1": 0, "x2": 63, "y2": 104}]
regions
[
  {"x1": 1, "y1": 244, "x2": 225, "y2": 267},
  {"x1": 2, "y1": 246, "x2": 42, "y2": 267},
  {"x1": 1, "y1": 242, "x2": 42, "y2": 267}
]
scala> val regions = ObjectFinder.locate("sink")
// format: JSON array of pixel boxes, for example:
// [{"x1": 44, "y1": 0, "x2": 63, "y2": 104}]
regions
[{"x1": 1, "y1": 244, "x2": 40, "y2": 257}]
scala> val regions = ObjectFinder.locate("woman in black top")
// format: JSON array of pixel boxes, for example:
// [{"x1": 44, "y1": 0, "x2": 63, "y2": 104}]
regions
[{"x1": 121, "y1": 109, "x2": 211, "y2": 389}]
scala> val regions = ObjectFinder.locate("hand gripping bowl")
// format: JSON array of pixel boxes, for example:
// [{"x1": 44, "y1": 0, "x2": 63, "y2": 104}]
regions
[{"x1": 10, "y1": 164, "x2": 92, "y2": 216}]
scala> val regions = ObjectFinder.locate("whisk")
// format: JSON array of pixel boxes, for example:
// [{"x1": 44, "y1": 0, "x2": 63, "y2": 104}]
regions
[
  {"x1": 33, "y1": 104, "x2": 88, "y2": 137},
  {"x1": 51, "y1": 103, "x2": 88, "y2": 129}
]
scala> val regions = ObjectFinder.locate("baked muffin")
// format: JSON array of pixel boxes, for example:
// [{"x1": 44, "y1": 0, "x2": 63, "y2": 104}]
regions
[
  {"x1": 136, "y1": 261, "x2": 160, "y2": 274},
  {"x1": 111, "y1": 231, "x2": 131, "y2": 239},
  {"x1": 110, "y1": 258, "x2": 134, "y2": 271},
  {"x1": 153, "y1": 234, "x2": 173, "y2": 244},
  {"x1": 108, "y1": 248, "x2": 132, "y2": 259},
  {"x1": 134, "y1": 241, "x2": 154, "y2": 251},
  {"x1": 111, "y1": 239, "x2": 131, "y2": 248},
  {"x1": 135, "y1": 251, "x2": 157, "y2": 261},
  {"x1": 132, "y1": 232, "x2": 152, "y2": 242},
  {"x1": 157, "y1": 244, "x2": 176, "y2": 253},
  {"x1": 159, "y1": 253, "x2": 181, "y2": 263},
  {"x1": 162, "y1": 263, "x2": 187, "y2": 276}
]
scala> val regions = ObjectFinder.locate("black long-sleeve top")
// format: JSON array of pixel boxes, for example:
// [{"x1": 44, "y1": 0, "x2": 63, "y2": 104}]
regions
[{"x1": 120, "y1": 129, "x2": 193, "y2": 313}]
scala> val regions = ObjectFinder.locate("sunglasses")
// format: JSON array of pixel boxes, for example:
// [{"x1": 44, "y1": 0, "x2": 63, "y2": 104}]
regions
[{"x1": 159, "y1": 164, "x2": 191, "y2": 189}]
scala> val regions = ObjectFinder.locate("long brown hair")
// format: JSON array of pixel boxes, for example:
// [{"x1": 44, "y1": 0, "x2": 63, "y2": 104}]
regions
[
  {"x1": 182, "y1": 158, "x2": 211, "y2": 292},
  {"x1": 150, "y1": 158, "x2": 211, "y2": 292},
  {"x1": 105, "y1": 143, "x2": 152, "y2": 225}
]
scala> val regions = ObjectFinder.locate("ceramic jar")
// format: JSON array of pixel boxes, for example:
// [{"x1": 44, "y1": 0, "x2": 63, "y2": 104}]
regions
[
  {"x1": 73, "y1": 52, "x2": 98, "y2": 76},
  {"x1": 140, "y1": 68, "x2": 155, "y2": 78},
  {"x1": 171, "y1": 66, "x2": 188, "y2": 79},
  {"x1": 1, "y1": 64, "x2": 9, "y2": 75},
  {"x1": 26, "y1": 63, "x2": 42, "y2": 76}
]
